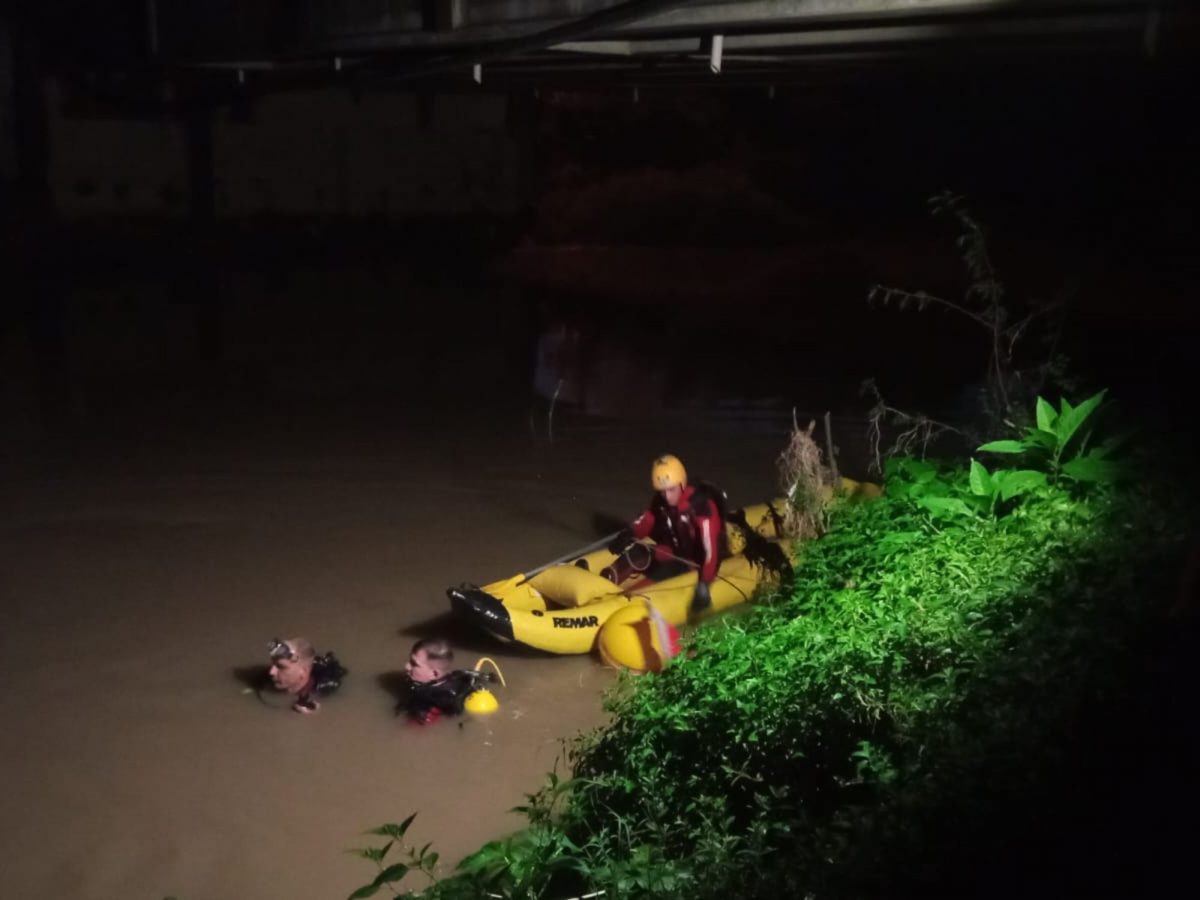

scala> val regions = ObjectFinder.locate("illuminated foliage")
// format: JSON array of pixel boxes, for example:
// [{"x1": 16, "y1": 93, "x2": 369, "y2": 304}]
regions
[{"x1": 360, "y1": 431, "x2": 1190, "y2": 898}]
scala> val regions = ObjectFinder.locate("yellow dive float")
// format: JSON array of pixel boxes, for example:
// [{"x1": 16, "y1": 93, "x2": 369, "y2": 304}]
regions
[
  {"x1": 462, "y1": 657, "x2": 506, "y2": 715},
  {"x1": 448, "y1": 482, "x2": 861, "y2": 665}
]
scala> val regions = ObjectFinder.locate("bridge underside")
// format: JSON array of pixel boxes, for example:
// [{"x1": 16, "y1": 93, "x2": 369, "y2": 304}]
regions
[{"x1": 21, "y1": 1, "x2": 1200, "y2": 94}]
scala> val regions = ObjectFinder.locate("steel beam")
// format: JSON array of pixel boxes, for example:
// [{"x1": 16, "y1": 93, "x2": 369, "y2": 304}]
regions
[
  {"x1": 290, "y1": 1, "x2": 1160, "y2": 55},
  {"x1": 424, "y1": 0, "x2": 468, "y2": 32}
]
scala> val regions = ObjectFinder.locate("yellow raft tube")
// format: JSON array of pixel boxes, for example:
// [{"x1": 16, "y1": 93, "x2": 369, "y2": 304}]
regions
[{"x1": 448, "y1": 481, "x2": 880, "y2": 658}]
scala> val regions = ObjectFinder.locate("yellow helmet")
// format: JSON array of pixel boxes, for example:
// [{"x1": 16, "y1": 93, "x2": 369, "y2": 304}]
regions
[{"x1": 650, "y1": 455, "x2": 687, "y2": 491}]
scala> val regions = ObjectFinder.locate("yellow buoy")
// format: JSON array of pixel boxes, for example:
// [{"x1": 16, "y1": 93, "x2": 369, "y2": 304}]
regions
[
  {"x1": 596, "y1": 603, "x2": 679, "y2": 674},
  {"x1": 463, "y1": 688, "x2": 499, "y2": 714},
  {"x1": 464, "y1": 657, "x2": 506, "y2": 715}
]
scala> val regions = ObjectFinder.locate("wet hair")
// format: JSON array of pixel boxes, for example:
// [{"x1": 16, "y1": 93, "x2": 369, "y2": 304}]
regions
[
  {"x1": 412, "y1": 637, "x2": 453, "y2": 666},
  {"x1": 285, "y1": 637, "x2": 316, "y2": 663}
]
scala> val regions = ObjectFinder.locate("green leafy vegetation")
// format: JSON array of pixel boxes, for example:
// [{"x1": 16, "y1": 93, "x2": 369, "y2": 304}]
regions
[
  {"x1": 346, "y1": 814, "x2": 440, "y2": 899},
  {"x1": 977, "y1": 389, "x2": 1123, "y2": 483},
  {"x1": 353, "y1": 393, "x2": 1193, "y2": 897}
]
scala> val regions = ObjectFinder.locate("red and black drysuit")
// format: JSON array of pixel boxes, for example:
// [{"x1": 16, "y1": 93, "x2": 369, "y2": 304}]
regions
[
  {"x1": 606, "y1": 483, "x2": 728, "y2": 605},
  {"x1": 405, "y1": 669, "x2": 491, "y2": 725}
]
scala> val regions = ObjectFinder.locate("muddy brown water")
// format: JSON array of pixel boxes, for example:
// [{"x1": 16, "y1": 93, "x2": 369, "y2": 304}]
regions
[{"x1": 0, "y1": 411, "x2": 788, "y2": 899}]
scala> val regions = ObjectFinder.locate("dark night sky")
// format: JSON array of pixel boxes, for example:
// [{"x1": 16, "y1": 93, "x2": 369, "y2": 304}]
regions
[{"x1": 3, "y1": 12, "x2": 1198, "y2": 441}]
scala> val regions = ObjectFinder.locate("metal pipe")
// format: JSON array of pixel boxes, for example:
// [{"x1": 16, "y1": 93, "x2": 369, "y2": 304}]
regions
[
  {"x1": 710, "y1": 32, "x2": 724, "y2": 73},
  {"x1": 381, "y1": 0, "x2": 701, "y2": 82}
]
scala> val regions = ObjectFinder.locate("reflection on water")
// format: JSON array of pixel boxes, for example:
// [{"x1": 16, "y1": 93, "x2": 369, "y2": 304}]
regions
[{"x1": 0, "y1": 416, "x2": 787, "y2": 899}]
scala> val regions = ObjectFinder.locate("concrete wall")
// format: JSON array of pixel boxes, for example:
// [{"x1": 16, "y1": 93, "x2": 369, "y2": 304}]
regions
[
  {"x1": 49, "y1": 85, "x2": 521, "y2": 218},
  {"x1": 52, "y1": 107, "x2": 190, "y2": 215}
]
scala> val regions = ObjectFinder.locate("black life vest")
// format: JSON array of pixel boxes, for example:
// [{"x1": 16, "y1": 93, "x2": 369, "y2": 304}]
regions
[
  {"x1": 288, "y1": 651, "x2": 347, "y2": 712},
  {"x1": 311, "y1": 652, "x2": 347, "y2": 694},
  {"x1": 649, "y1": 482, "x2": 793, "y2": 585},
  {"x1": 407, "y1": 669, "x2": 488, "y2": 719},
  {"x1": 646, "y1": 480, "x2": 731, "y2": 564}
]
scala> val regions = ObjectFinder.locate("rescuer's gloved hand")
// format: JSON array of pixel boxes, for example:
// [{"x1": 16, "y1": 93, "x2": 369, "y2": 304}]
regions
[
  {"x1": 690, "y1": 580, "x2": 712, "y2": 615},
  {"x1": 607, "y1": 527, "x2": 634, "y2": 554}
]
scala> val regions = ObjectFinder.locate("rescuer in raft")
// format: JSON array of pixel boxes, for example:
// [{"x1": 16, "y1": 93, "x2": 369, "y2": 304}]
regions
[{"x1": 604, "y1": 454, "x2": 727, "y2": 616}]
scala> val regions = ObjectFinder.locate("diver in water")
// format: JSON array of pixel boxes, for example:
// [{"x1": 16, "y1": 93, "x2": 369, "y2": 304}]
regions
[
  {"x1": 403, "y1": 638, "x2": 497, "y2": 724},
  {"x1": 267, "y1": 637, "x2": 347, "y2": 715}
]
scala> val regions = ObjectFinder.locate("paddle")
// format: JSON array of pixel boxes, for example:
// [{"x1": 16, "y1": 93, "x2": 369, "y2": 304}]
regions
[{"x1": 517, "y1": 530, "x2": 624, "y2": 585}]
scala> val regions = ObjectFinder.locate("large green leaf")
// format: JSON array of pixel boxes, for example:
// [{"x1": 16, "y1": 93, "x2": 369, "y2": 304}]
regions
[
  {"x1": 1023, "y1": 429, "x2": 1059, "y2": 452},
  {"x1": 977, "y1": 440, "x2": 1026, "y2": 454},
  {"x1": 1061, "y1": 453, "x2": 1118, "y2": 483},
  {"x1": 964, "y1": 492, "x2": 993, "y2": 514},
  {"x1": 905, "y1": 481, "x2": 933, "y2": 499},
  {"x1": 1053, "y1": 390, "x2": 1107, "y2": 453},
  {"x1": 458, "y1": 840, "x2": 514, "y2": 876},
  {"x1": 349, "y1": 843, "x2": 392, "y2": 864},
  {"x1": 900, "y1": 458, "x2": 938, "y2": 483},
  {"x1": 372, "y1": 863, "x2": 410, "y2": 886},
  {"x1": 915, "y1": 476, "x2": 958, "y2": 499},
  {"x1": 992, "y1": 469, "x2": 1047, "y2": 501},
  {"x1": 1035, "y1": 397, "x2": 1057, "y2": 432},
  {"x1": 968, "y1": 459, "x2": 994, "y2": 497},
  {"x1": 347, "y1": 863, "x2": 412, "y2": 899},
  {"x1": 917, "y1": 496, "x2": 976, "y2": 518},
  {"x1": 368, "y1": 814, "x2": 417, "y2": 841}
]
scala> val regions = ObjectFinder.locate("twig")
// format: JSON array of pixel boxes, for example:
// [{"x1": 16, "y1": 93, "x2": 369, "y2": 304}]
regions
[
  {"x1": 863, "y1": 379, "x2": 966, "y2": 474},
  {"x1": 869, "y1": 192, "x2": 1070, "y2": 440},
  {"x1": 824, "y1": 410, "x2": 840, "y2": 490},
  {"x1": 869, "y1": 285, "x2": 993, "y2": 330}
]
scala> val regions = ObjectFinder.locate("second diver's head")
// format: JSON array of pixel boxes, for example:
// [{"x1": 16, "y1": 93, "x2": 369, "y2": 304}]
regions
[
  {"x1": 268, "y1": 637, "x2": 316, "y2": 694},
  {"x1": 651, "y1": 454, "x2": 687, "y2": 507},
  {"x1": 406, "y1": 637, "x2": 453, "y2": 684}
]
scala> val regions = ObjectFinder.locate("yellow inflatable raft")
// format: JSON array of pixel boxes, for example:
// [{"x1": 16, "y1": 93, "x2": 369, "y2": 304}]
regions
[
  {"x1": 449, "y1": 479, "x2": 881, "y2": 661},
  {"x1": 448, "y1": 500, "x2": 792, "y2": 657}
]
